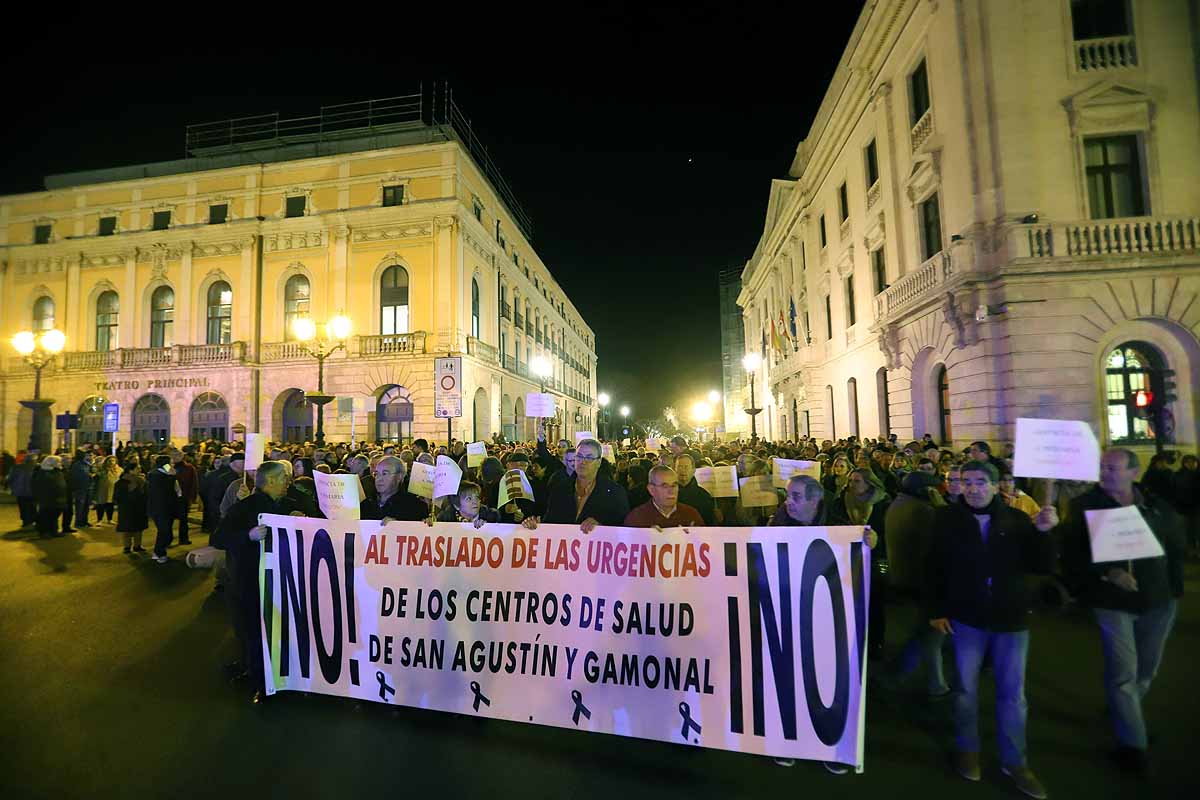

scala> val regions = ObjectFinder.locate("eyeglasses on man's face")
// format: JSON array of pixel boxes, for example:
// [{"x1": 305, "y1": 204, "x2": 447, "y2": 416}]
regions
[{"x1": 576, "y1": 454, "x2": 601, "y2": 462}]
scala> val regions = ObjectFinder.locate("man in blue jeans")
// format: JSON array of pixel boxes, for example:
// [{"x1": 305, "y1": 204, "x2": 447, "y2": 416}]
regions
[
  {"x1": 1059, "y1": 448, "x2": 1185, "y2": 778},
  {"x1": 927, "y1": 461, "x2": 1058, "y2": 799}
]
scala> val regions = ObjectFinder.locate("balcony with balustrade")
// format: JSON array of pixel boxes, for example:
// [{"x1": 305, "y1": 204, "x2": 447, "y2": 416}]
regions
[
  {"x1": 1074, "y1": 35, "x2": 1137, "y2": 72},
  {"x1": 467, "y1": 336, "x2": 498, "y2": 364},
  {"x1": 1010, "y1": 216, "x2": 1198, "y2": 261},
  {"x1": 4, "y1": 343, "x2": 249, "y2": 374}
]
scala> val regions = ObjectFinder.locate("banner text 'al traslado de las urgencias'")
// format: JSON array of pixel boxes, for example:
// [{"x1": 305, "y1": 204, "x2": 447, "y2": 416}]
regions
[{"x1": 257, "y1": 517, "x2": 869, "y2": 768}]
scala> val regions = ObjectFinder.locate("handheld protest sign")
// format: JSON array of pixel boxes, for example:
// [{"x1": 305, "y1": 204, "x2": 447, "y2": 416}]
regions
[
  {"x1": 408, "y1": 462, "x2": 435, "y2": 499},
  {"x1": 601, "y1": 443, "x2": 615, "y2": 463},
  {"x1": 772, "y1": 458, "x2": 821, "y2": 489},
  {"x1": 1085, "y1": 506, "x2": 1165, "y2": 563},
  {"x1": 466, "y1": 442, "x2": 487, "y2": 468},
  {"x1": 575, "y1": 431, "x2": 595, "y2": 444},
  {"x1": 434, "y1": 455, "x2": 463, "y2": 499},
  {"x1": 696, "y1": 465, "x2": 738, "y2": 498},
  {"x1": 314, "y1": 471, "x2": 362, "y2": 520},
  {"x1": 245, "y1": 433, "x2": 265, "y2": 470},
  {"x1": 525, "y1": 393, "x2": 556, "y2": 418},
  {"x1": 738, "y1": 474, "x2": 778, "y2": 508},
  {"x1": 1013, "y1": 418, "x2": 1099, "y2": 482}
]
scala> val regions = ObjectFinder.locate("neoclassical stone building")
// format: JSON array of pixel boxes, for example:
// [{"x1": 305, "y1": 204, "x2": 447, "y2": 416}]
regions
[
  {"x1": 738, "y1": 0, "x2": 1199, "y2": 460},
  {"x1": 0, "y1": 94, "x2": 597, "y2": 449}
]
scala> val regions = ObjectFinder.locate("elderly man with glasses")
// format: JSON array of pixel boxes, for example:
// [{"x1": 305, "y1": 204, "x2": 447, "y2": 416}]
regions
[
  {"x1": 623, "y1": 465, "x2": 705, "y2": 529},
  {"x1": 525, "y1": 438, "x2": 628, "y2": 534}
]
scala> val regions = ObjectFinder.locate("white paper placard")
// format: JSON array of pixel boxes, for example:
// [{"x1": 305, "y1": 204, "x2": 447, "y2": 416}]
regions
[
  {"x1": 621, "y1": 438, "x2": 631, "y2": 447},
  {"x1": 245, "y1": 433, "x2": 265, "y2": 471},
  {"x1": 1013, "y1": 418, "x2": 1100, "y2": 482},
  {"x1": 525, "y1": 393, "x2": 556, "y2": 418},
  {"x1": 772, "y1": 458, "x2": 822, "y2": 488},
  {"x1": 407, "y1": 462, "x2": 435, "y2": 499},
  {"x1": 1085, "y1": 505, "x2": 1165, "y2": 563},
  {"x1": 602, "y1": 443, "x2": 615, "y2": 462},
  {"x1": 434, "y1": 455, "x2": 463, "y2": 498},
  {"x1": 466, "y1": 441, "x2": 487, "y2": 467},
  {"x1": 313, "y1": 471, "x2": 362, "y2": 520},
  {"x1": 695, "y1": 465, "x2": 738, "y2": 498},
  {"x1": 644, "y1": 437, "x2": 662, "y2": 451},
  {"x1": 738, "y1": 474, "x2": 779, "y2": 508},
  {"x1": 575, "y1": 431, "x2": 595, "y2": 444}
]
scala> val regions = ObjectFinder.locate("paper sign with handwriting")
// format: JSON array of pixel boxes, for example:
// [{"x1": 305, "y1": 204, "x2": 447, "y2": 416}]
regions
[
  {"x1": 407, "y1": 462, "x2": 435, "y2": 499},
  {"x1": 1085, "y1": 505, "x2": 1165, "y2": 563},
  {"x1": 1013, "y1": 418, "x2": 1100, "y2": 482},
  {"x1": 525, "y1": 393, "x2": 556, "y2": 418},
  {"x1": 575, "y1": 431, "x2": 595, "y2": 444},
  {"x1": 739, "y1": 474, "x2": 779, "y2": 508},
  {"x1": 466, "y1": 442, "x2": 487, "y2": 467},
  {"x1": 435, "y1": 455, "x2": 463, "y2": 498},
  {"x1": 313, "y1": 471, "x2": 362, "y2": 520},
  {"x1": 772, "y1": 458, "x2": 821, "y2": 488},
  {"x1": 602, "y1": 443, "x2": 615, "y2": 462},
  {"x1": 695, "y1": 465, "x2": 738, "y2": 498}
]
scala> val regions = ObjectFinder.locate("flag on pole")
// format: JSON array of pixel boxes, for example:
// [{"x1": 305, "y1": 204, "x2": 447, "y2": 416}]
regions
[
  {"x1": 770, "y1": 318, "x2": 783, "y2": 354},
  {"x1": 778, "y1": 310, "x2": 791, "y2": 342},
  {"x1": 788, "y1": 298, "x2": 799, "y2": 340}
]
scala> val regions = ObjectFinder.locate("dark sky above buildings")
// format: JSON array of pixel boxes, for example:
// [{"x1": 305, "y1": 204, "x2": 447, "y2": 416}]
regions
[{"x1": 1, "y1": 2, "x2": 865, "y2": 425}]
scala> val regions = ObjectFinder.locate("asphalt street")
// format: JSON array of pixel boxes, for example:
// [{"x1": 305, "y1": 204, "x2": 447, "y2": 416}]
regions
[{"x1": 0, "y1": 500, "x2": 1194, "y2": 799}]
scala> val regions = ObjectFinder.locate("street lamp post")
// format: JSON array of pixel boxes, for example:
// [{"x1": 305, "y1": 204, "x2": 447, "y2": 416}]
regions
[
  {"x1": 597, "y1": 392, "x2": 611, "y2": 440},
  {"x1": 293, "y1": 315, "x2": 352, "y2": 447},
  {"x1": 619, "y1": 404, "x2": 630, "y2": 439},
  {"x1": 11, "y1": 328, "x2": 66, "y2": 452},
  {"x1": 742, "y1": 352, "x2": 762, "y2": 445}
]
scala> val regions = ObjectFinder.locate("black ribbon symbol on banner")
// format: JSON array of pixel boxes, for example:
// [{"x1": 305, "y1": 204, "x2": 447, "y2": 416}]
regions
[
  {"x1": 678, "y1": 702, "x2": 702, "y2": 741},
  {"x1": 469, "y1": 681, "x2": 491, "y2": 712},
  {"x1": 570, "y1": 690, "x2": 591, "y2": 725},
  {"x1": 376, "y1": 671, "x2": 395, "y2": 702}
]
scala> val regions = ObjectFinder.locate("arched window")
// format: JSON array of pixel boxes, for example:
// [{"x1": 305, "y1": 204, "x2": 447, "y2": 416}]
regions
[
  {"x1": 936, "y1": 365, "x2": 953, "y2": 445},
  {"x1": 284, "y1": 275, "x2": 310, "y2": 341},
  {"x1": 876, "y1": 367, "x2": 890, "y2": 438},
  {"x1": 33, "y1": 296, "x2": 54, "y2": 331},
  {"x1": 150, "y1": 286, "x2": 174, "y2": 348},
  {"x1": 376, "y1": 384, "x2": 414, "y2": 443},
  {"x1": 847, "y1": 378, "x2": 860, "y2": 438},
  {"x1": 206, "y1": 281, "x2": 233, "y2": 345},
  {"x1": 96, "y1": 291, "x2": 119, "y2": 351},
  {"x1": 78, "y1": 395, "x2": 107, "y2": 444},
  {"x1": 280, "y1": 389, "x2": 313, "y2": 443},
  {"x1": 1106, "y1": 342, "x2": 1166, "y2": 443},
  {"x1": 380, "y1": 265, "x2": 409, "y2": 336},
  {"x1": 132, "y1": 394, "x2": 170, "y2": 443},
  {"x1": 471, "y1": 278, "x2": 481, "y2": 339},
  {"x1": 825, "y1": 384, "x2": 836, "y2": 439},
  {"x1": 189, "y1": 391, "x2": 229, "y2": 442}
]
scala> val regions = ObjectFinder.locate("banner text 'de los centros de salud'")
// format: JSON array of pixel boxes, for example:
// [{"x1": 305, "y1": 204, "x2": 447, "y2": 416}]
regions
[{"x1": 257, "y1": 517, "x2": 870, "y2": 768}]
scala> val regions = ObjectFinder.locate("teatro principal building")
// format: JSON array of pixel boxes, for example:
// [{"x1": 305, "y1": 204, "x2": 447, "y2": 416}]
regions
[
  {"x1": 0, "y1": 89, "x2": 598, "y2": 450},
  {"x1": 737, "y1": 0, "x2": 1198, "y2": 461}
]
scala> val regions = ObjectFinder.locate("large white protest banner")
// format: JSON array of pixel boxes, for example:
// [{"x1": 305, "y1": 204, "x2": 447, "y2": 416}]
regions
[
  {"x1": 1085, "y1": 506, "x2": 1165, "y2": 563},
  {"x1": 257, "y1": 517, "x2": 869, "y2": 768},
  {"x1": 772, "y1": 459, "x2": 821, "y2": 489},
  {"x1": 313, "y1": 471, "x2": 362, "y2": 520},
  {"x1": 1013, "y1": 418, "x2": 1100, "y2": 482},
  {"x1": 695, "y1": 465, "x2": 738, "y2": 498}
]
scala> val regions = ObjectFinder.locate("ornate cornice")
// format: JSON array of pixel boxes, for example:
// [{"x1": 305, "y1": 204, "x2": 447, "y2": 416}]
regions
[
  {"x1": 353, "y1": 222, "x2": 433, "y2": 243},
  {"x1": 263, "y1": 230, "x2": 328, "y2": 253}
]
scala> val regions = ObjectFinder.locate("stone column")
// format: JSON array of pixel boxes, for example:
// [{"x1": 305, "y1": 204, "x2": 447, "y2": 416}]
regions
[
  {"x1": 177, "y1": 243, "x2": 193, "y2": 345},
  {"x1": 432, "y1": 215, "x2": 457, "y2": 353},
  {"x1": 121, "y1": 253, "x2": 137, "y2": 348}
]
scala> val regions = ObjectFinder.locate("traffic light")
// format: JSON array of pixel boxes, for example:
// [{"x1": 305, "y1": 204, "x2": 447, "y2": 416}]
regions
[{"x1": 1132, "y1": 388, "x2": 1152, "y2": 419}]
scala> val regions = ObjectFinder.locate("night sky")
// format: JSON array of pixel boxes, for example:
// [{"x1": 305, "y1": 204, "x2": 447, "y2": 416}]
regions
[{"x1": 1, "y1": 3, "x2": 865, "y2": 426}]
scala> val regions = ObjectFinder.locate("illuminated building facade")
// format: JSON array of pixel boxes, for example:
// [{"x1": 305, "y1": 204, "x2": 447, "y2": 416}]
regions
[
  {"x1": 739, "y1": 0, "x2": 1199, "y2": 458},
  {"x1": 0, "y1": 90, "x2": 597, "y2": 449}
]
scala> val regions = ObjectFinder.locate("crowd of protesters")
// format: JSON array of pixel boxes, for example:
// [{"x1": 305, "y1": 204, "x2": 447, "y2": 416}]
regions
[{"x1": 1, "y1": 424, "x2": 1194, "y2": 797}]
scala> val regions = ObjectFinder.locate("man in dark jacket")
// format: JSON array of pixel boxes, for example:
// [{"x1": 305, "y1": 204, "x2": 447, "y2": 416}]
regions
[
  {"x1": 32, "y1": 456, "x2": 68, "y2": 538},
  {"x1": 200, "y1": 456, "x2": 235, "y2": 532},
  {"x1": 1059, "y1": 448, "x2": 1186, "y2": 777},
  {"x1": 927, "y1": 461, "x2": 1057, "y2": 798},
  {"x1": 10, "y1": 456, "x2": 38, "y2": 528},
  {"x1": 538, "y1": 438, "x2": 628, "y2": 532},
  {"x1": 172, "y1": 450, "x2": 198, "y2": 545},
  {"x1": 674, "y1": 454, "x2": 715, "y2": 525},
  {"x1": 216, "y1": 460, "x2": 321, "y2": 703},
  {"x1": 882, "y1": 470, "x2": 949, "y2": 696},
  {"x1": 359, "y1": 456, "x2": 427, "y2": 521},
  {"x1": 146, "y1": 455, "x2": 181, "y2": 563},
  {"x1": 68, "y1": 451, "x2": 94, "y2": 529}
]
